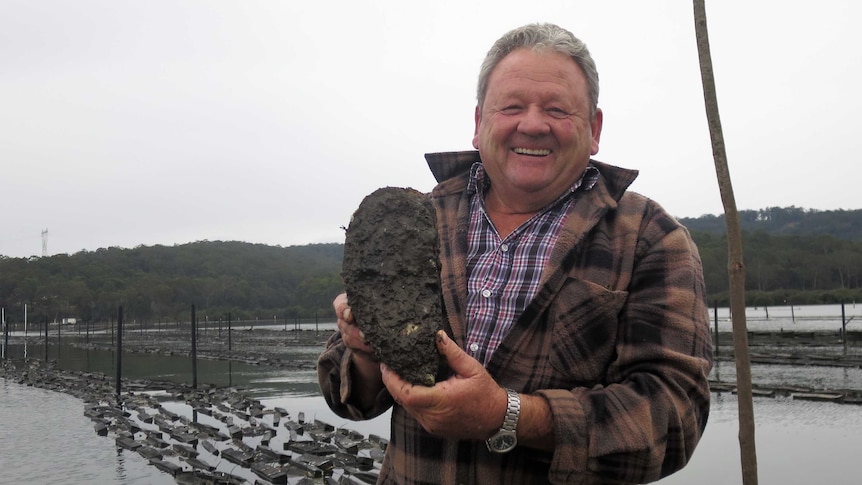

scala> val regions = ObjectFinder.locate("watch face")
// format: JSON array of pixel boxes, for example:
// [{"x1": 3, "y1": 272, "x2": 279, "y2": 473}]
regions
[
  {"x1": 489, "y1": 432, "x2": 517, "y2": 452},
  {"x1": 497, "y1": 435, "x2": 516, "y2": 449}
]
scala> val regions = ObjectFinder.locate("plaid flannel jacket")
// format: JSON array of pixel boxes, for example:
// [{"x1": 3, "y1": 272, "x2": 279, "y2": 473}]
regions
[{"x1": 318, "y1": 151, "x2": 713, "y2": 484}]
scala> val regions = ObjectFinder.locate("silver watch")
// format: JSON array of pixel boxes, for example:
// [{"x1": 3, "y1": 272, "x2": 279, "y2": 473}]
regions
[{"x1": 485, "y1": 388, "x2": 521, "y2": 453}]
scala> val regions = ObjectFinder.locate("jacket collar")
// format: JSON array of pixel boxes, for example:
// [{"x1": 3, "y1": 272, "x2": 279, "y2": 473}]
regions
[{"x1": 424, "y1": 150, "x2": 639, "y2": 203}]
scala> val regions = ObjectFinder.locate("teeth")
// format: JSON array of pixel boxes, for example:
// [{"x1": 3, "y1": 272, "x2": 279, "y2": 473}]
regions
[{"x1": 513, "y1": 147, "x2": 550, "y2": 156}]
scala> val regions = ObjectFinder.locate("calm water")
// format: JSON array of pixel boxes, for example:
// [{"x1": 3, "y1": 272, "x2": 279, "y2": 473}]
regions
[
  {"x1": 2, "y1": 333, "x2": 862, "y2": 484},
  {"x1": 0, "y1": 380, "x2": 176, "y2": 485},
  {"x1": 711, "y1": 302, "x2": 862, "y2": 332}
]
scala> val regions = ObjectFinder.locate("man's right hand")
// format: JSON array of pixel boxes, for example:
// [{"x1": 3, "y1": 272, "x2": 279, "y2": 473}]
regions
[
  {"x1": 333, "y1": 293, "x2": 384, "y2": 408},
  {"x1": 334, "y1": 293, "x2": 377, "y2": 360}
]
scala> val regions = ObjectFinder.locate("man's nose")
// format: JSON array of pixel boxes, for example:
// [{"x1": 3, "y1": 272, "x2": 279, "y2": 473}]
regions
[{"x1": 517, "y1": 107, "x2": 551, "y2": 136}]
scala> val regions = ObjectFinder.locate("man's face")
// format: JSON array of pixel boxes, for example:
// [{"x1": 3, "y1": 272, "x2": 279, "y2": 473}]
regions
[{"x1": 473, "y1": 48, "x2": 602, "y2": 207}]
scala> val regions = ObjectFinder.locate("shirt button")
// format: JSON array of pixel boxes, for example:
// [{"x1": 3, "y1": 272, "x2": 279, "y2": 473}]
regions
[
  {"x1": 481, "y1": 289, "x2": 492, "y2": 298},
  {"x1": 469, "y1": 343, "x2": 479, "y2": 353},
  {"x1": 500, "y1": 243, "x2": 509, "y2": 252}
]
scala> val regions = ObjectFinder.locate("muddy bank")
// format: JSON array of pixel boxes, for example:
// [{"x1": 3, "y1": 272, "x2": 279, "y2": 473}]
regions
[
  {"x1": 713, "y1": 330, "x2": 862, "y2": 367},
  {"x1": 7, "y1": 327, "x2": 332, "y2": 370}
]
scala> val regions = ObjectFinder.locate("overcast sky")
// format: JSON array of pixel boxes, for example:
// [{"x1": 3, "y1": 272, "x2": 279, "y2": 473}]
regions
[{"x1": 2, "y1": 0, "x2": 859, "y2": 258}]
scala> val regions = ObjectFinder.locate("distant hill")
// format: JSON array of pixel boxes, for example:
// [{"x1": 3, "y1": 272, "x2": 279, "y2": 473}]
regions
[{"x1": 679, "y1": 206, "x2": 862, "y2": 241}]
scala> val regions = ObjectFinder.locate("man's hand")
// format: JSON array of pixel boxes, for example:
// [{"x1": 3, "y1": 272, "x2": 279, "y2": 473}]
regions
[
  {"x1": 381, "y1": 330, "x2": 508, "y2": 440},
  {"x1": 333, "y1": 293, "x2": 383, "y2": 407},
  {"x1": 334, "y1": 293, "x2": 376, "y2": 361}
]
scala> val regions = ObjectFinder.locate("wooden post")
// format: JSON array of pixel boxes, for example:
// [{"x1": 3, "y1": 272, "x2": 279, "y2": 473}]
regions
[
  {"x1": 227, "y1": 312, "x2": 233, "y2": 387},
  {"x1": 191, "y1": 304, "x2": 198, "y2": 389},
  {"x1": 842, "y1": 301, "x2": 847, "y2": 354},
  {"x1": 2, "y1": 307, "x2": 6, "y2": 359},
  {"x1": 713, "y1": 301, "x2": 719, "y2": 356},
  {"x1": 44, "y1": 318, "x2": 48, "y2": 362},
  {"x1": 116, "y1": 306, "x2": 123, "y2": 397}
]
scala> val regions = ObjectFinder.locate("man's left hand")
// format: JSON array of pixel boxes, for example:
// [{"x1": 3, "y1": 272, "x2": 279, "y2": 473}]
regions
[{"x1": 380, "y1": 330, "x2": 508, "y2": 440}]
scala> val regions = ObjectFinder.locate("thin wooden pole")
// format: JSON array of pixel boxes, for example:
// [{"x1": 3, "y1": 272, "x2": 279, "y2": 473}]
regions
[
  {"x1": 693, "y1": 1, "x2": 758, "y2": 483},
  {"x1": 116, "y1": 306, "x2": 123, "y2": 397},
  {"x1": 713, "y1": 300, "x2": 719, "y2": 356},
  {"x1": 191, "y1": 304, "x2": 198, "y2": 389}
]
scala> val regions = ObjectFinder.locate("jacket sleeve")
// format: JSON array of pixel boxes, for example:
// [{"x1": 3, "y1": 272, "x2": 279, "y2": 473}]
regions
[
  {"x1": 317, "y1": 331, "x2": 394, "y2": 421},
  {"x1": 538, "y1": 206, "x2": 713, "y2": 484}
]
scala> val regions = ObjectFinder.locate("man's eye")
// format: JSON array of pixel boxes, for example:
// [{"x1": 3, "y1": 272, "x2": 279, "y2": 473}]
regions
[
  {"x1": 547, "y1": 107, "x2": 569, "y2": 118},
  {"x1": 500, "y1": 106, "x2": 522, "y2": 114}
]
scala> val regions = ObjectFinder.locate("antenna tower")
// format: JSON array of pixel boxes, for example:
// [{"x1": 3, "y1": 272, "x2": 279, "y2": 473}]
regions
[{"x1": 41, "y1": 228, "x2": 48, "y2": 257}]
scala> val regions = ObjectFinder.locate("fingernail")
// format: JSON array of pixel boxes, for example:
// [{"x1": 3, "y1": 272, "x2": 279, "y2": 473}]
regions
[
  {"x1": 343, "y1": 308, "x2": 352, "y2": 321},
  {"x1": 436, "y1": 330, "x2": 446, "y2": 345}
]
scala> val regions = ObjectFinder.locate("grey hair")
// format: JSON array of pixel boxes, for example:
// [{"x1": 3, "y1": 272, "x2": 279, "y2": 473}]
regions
[{"x1": 477, "y1": 23, "x2": 600, "y2": 118}]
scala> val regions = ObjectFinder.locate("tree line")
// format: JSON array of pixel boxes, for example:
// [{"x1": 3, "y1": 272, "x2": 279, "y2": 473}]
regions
[
  {"x1": 680, "y1": 207, "x2": 862, "y2": 305},
  {"x1": 0, "y1": 241, "x2": 344, "y2": 324},
  {"x1": 1, "y1": 207, "x2": 861, "y2": 324}
]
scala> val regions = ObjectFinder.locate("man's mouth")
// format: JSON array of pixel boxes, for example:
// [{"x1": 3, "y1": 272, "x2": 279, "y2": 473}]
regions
[{"x1": 513, "y1": 147, "x2": 551, "y2": 156}]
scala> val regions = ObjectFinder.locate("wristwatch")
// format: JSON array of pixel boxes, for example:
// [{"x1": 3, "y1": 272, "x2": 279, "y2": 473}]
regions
[{"x1": 486, "y1": 388, "x2": 521, "y2": 453}]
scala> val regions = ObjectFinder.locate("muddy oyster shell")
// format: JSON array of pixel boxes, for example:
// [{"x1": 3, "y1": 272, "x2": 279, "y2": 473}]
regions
[{"x1": 341, "y1": 187, "x2": 444, "y2": 386}]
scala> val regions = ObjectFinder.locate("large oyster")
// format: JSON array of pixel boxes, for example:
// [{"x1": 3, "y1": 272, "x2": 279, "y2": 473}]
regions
[{"x1": 341, "y1": 187, "x2": 444, "y2": 386}]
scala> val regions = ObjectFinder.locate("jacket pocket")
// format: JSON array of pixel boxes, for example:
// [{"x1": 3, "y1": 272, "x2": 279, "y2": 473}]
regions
[{"x1": 547, "y1": 278, "x2": 628, "y2": 387}]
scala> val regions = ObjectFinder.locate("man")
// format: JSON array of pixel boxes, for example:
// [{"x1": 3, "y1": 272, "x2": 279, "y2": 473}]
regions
[{"x1": 319, "y1": 23, "x2": 712, "y2": 484}]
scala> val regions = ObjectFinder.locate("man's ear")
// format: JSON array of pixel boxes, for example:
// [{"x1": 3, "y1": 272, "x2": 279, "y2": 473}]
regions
[
  {"x1": 590, "y1": 108, "x2": 603, "y2": 155},
  {"x1": 472, "y1": 105, "x2": 481, "y2": 149}
]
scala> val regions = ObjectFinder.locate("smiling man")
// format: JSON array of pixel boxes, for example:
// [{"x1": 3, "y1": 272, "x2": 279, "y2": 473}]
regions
[{"x1": 319, "y1": 23, "x2": 712, "y2": 484}]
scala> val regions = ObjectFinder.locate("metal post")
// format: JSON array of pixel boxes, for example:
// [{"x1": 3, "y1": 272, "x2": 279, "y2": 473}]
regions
[
  {"x1": 44, "y1": 318, "x2": 48, "y2": 362},
  {"x1": 191, "y1": 304, "x2": 198, "y2": 389},
  {"x1": 228, "y1": 312, "x2": 232, "y2": 353},
  {"x1": 116, "y1": 306, "x2": 123, "y2": 397}
]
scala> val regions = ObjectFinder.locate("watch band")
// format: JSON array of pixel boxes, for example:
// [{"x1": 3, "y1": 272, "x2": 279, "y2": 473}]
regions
[
  {"x1": 501, "y1": 388, "x2": 521, "y2": 432},
  {"x1": 486, "y1": 388, "x2": 521, "y2": 453}
]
